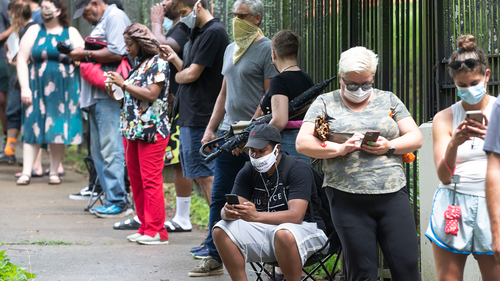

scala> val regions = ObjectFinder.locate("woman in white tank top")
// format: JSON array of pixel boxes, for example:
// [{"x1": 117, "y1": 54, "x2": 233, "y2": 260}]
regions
[{"x1": 426, "y1": 34, "x2": 500, "y2": 280}]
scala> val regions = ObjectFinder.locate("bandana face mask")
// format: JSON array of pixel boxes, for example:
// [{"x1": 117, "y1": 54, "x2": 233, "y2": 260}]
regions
[{"x1": 232, "y1": 17, "x2": 263, "y2": 64}]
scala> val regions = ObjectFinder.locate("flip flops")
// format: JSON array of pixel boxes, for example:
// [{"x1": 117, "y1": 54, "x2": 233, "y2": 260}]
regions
[
  {"x1": 114, "y1": 217, "x2": 141, "y2": 230},
  {"x1": 165, "y1": 220, "x2": 192, "y2": 232},
  {"x1": 48, "y1": 174, "x2": 62, "y2": 185},
  {"x1": 16, "y1": 174, "x2": 31, "y2": 185}
]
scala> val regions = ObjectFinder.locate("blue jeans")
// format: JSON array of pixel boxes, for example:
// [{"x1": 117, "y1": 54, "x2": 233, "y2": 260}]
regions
[
  {"x1": 280, "y1": 129, "x2": 309, "y2": 164},
  {"x1": 88, "y1": 99, "x2": 126, "y2": 207},
  {"x1": 207, "y1": 135, "x2": 249, "y2": 262}
]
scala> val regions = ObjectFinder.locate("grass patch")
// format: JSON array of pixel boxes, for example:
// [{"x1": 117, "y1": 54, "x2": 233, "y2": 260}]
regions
[
  {"x1": 303, "y1": 253, "x2": 341, "y2": 279},
  {"x1": 164, "y1": 184, "x2": 210, "y2": 230},
  {"x1": 0, "y1": 239, "x2": 72, "y2": 246},
  {"x1": 64, "y1": 145, "x2": 88, "y2": 174},
  {"x1": 0, "y1": 250, "x2": 36, "y2": 280}
]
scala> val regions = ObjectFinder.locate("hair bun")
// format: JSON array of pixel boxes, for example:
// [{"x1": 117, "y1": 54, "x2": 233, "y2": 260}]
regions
[{"x1": 457, "y1": 35, "x2": 477, "y2": 52}]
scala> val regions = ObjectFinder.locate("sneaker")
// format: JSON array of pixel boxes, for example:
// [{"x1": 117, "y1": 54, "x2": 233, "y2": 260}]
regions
[
  {"x1": 126, "y1": 233, "x2": 143, "y2": 242},
  {"x1": 69, "y1": 186, "x2": 104, "y2": 200},
  {"x1": 190, "y1": 238, "x2": 207, "y2": 253},
  {"x1": 188, "y1": 256, "x2": 224, "y2": 277},
  {"x1": 136, "y1": 233, "x2": 169, "y2": 245},
  {"x1": 94, "y1": 204, "x2": 134, "y2": 218},
  {"x1": 0, "y1": 152, "x2": 16, "y2": 165},
  {"x1": 89, "y1": 204, "x2": 108, "y2": 215},
  {"x1": 192, "y1": 245, "x2": 209, "y2": 259}
]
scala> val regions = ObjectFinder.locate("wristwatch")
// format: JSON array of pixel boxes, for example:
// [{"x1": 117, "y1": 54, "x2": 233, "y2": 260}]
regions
[{"x1": 387, "y1": 141, "x2": 395, "y2": 155}]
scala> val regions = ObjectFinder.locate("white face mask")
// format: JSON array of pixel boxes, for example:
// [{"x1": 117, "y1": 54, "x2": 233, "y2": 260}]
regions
[
  {"x1": 343, "y1": 87, "x2": 373, "y2": 103},
  {"x1": 250, "y1": 145, "x2": 279, "y2": 173},
  {"x1": 179, "y1": 0, "x2": 200, "y2": 29}
]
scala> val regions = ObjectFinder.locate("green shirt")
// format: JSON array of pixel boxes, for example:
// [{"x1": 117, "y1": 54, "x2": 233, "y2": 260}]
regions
[{"x1": 303, "y1": 89, "x2": 411, "y2": 194}]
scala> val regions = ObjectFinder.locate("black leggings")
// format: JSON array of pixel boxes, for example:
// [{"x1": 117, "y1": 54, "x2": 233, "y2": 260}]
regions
[{"x1": 326, "y1": 187, "x2": 420, "y2": 281}]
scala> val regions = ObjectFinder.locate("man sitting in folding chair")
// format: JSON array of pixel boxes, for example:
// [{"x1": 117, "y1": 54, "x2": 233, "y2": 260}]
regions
[{"x1": 212, "y1": 124, "x2": 328, "y2": 281}]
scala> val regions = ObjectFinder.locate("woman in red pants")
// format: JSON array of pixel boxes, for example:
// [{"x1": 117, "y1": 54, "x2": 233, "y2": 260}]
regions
[{"x1": 106, "y1": 23, "x2": 170, "y2": 244}]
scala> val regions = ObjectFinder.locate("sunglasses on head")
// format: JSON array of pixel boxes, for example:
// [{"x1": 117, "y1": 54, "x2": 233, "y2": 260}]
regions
[
  {"x1": 342, "y1": 77, "x2": 374, "y2": 92},
  {"x1": 448, "y1": 58, "x2": 486, "y2": 70}
]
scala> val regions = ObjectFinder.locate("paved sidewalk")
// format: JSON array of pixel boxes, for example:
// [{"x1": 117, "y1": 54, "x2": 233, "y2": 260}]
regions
[{"x1": 0, "y1": 161, "x2": 255, "y2": 281}]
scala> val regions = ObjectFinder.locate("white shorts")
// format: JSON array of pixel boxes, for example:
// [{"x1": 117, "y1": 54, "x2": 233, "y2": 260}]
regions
[
  {"x1": 214, "y1": 220, "x2": 328, "y2": 265},
  {"x1": 425, "y1": 188, "x2": 493, "y2": 255}
]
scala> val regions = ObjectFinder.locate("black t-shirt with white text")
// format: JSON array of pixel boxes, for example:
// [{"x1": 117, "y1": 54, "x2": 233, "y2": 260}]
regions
[{"x1": 231, "y1": 154, "x2": 326, "y2": 232}]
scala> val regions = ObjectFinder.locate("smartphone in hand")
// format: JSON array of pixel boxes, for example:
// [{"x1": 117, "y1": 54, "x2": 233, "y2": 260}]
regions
[
  {"x1": 465, "y1": 110, "x2": 483, "y2": 126},
  {"x1": 362, "y1": 131, "x2": 380, "y2": 145},
  {"x1": 225, "y1": 194, "x2": 240, "y2": 205}
]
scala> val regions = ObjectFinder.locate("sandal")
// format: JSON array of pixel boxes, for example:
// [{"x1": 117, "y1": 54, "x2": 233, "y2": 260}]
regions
[
  {"x1": 16, "y1": 174, "x2": 31, "y2": 185},
  {"x1": 44, "y1": 169, "x2": 65, "y2": 177},
  {"x1": 114, "y1": 216, "x2": 141, "y2": 230},
  {"x1": 48, "y1": 174, "x2": 62, "y2": 185},
  {"x1": 164, "y1": 220, "x2": 192, "y2": 232},
  {"x1": 15, "y1": 170, "x2": 44, "y2": 178}
]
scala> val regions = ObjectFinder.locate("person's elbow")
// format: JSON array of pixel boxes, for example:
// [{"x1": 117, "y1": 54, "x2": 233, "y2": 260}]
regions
[{"x1": 295, "y1": 134, "x2": 308, "y2": 154}]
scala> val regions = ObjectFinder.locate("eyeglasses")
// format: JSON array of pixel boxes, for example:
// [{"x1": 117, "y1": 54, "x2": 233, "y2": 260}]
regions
[
  {"x1": 448, "y1": 59, "x2": 486, "y2": 70},
  {"x1": 229, "y1": 12, "x2": 251, "y2": 19},
  {"x1": 342, "y1": 77, "x2": 374, "y2": 91}
]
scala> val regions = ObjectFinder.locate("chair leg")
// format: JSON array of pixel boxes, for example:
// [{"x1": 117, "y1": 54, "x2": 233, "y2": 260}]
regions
[{"x1": 84, "y1": 175, "x2": 104, "y2": 211}]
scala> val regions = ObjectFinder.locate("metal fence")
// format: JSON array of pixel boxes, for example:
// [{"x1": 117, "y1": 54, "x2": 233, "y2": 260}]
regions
[{"x1": 65, "y1": 0, "x2": 499, "y2": 278}]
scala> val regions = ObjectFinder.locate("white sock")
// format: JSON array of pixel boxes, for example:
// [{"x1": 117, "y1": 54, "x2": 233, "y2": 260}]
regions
[{"x1": 172, "y1": 196, "x2": 192, "y2": 230}]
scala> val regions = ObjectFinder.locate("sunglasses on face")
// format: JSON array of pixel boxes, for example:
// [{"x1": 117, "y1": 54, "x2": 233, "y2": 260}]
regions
[
  {"x1": 342, "y1": 77, "x2": 374, "y2": 91},
  {"x1": 448, "y1": 58, "x2": 486, "y2": 70},
  {"x1": 229, "y1": 12, "x2": 251, "y2": 19}
]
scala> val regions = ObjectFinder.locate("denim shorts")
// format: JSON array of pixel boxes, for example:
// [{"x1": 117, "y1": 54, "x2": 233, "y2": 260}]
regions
[
  {"x1": 425, "y1": 188, "x2": 493, "y2": 255},
  {"x1": 179, "y1": 126, "x2": 215, "y2": 179},
  {"x1": 280, "y1": 129, "x2": 309, "y2": 164}
]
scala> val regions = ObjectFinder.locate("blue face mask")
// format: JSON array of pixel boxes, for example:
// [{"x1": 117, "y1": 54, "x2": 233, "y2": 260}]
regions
[
  {"x1": 456, "y1": 79, "x2": 487, "y2": 105},
  {"x1": 163, "y1": 17, "x2": 173, "y2": 31}
]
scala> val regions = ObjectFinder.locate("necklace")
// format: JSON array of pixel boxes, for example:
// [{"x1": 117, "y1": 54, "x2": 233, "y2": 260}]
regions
[{"x1": 280, "y1": 65, "x2": 298, "y2": 73}]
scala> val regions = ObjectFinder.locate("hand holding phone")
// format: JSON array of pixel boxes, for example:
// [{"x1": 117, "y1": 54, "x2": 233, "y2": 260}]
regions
[
  {"x1": 361, "y1": 131, "x2": 380, "y2": 146},
  {"x1": 225, "y1": 194, "x2": 240, "y2": 205},
  {"x1": 465, "y1": 110, "x2": 483, "y2": 126}
]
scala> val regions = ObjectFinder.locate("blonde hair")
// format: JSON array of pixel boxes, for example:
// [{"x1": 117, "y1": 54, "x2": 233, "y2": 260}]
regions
[{"x1": 338, "y1": 46, "x2": 378, "y2": 77}]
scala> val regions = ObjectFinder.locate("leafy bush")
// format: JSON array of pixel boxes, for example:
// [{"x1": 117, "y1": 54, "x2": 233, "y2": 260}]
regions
[
  {"x1": 0, "y1": 250, "x2": 36, "y2": 280},
  {"x1": 164, "y1": 184, "x2": 210, "y2": 229}
]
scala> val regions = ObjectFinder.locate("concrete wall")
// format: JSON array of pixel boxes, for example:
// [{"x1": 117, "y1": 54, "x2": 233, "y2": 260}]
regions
[{"x1": 419, "y1": 123, "x2": 482, "y2": 280}]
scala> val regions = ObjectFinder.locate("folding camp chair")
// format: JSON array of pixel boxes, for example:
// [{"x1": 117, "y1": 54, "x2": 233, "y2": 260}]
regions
[
  {"x1": 82, "y1": 156, "x2": 105, "y2": 212},
  {"x1": 250, "y1": 231, "x2": 343, "y2": 281}
]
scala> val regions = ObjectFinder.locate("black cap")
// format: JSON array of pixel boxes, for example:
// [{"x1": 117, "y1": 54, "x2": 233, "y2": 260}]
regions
[
  {"x1": 73, "y1": 0, "x2": 91, "y2": 19},
  {"x1": 245, "y1": 124, "x2": 281, "y2": 149}
]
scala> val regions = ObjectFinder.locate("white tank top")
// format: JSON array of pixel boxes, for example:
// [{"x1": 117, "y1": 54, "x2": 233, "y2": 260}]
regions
[{"x1": 439, "y1": 96, "x2": 497, "y2": 197}]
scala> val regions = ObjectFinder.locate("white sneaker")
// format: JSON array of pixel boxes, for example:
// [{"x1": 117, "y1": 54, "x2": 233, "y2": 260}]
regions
[
  {"x1": 127, "y1": 233, "x2": 143, "y2": 242},
  {"x1": 136, "y1": 233, "x2": 169, "y2": 245},
  {"x1": 69, "y1": 186, "x2": 104, "y2": 200}
]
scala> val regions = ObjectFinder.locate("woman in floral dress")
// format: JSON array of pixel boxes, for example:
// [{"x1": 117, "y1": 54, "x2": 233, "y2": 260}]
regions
[
  {"x1": 106, "y1": 23, "x2": 170, "y2": 245},
  {"x1": 16, "y1": 0, "x2": 84, "y2": 185}
]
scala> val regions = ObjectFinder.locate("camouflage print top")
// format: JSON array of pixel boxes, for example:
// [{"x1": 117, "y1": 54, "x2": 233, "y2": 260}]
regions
[{"x1": 303, "y1": 89, "x2": 411, "y2": 194}]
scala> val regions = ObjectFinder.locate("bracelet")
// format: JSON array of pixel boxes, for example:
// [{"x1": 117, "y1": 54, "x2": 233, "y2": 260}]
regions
[
  {"x1": 88, "y1": 51, "x2": 92, "y2": 61},
  {"x1": 85, "y1": 51, "x2": 88, "y2": 62},
  {"x1": 154, "y1": 21, "x2": 163, "y2": 25}
]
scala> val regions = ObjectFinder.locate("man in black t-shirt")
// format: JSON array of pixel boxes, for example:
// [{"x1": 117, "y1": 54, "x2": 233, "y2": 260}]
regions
[
  {"x1": 160, "y1": 0, "x2": 229, "y2": 215},
  {"x1": 211, "y1": 124, "x2": 328, "y2": 281}
]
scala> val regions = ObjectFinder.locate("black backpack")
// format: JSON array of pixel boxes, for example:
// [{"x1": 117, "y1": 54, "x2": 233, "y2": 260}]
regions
[{"x1": 279, "y1": 155, "x2": 336, "y2": 237}]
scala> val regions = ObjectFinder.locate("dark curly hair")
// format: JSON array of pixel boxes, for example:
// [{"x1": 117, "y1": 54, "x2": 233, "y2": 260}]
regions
[{"x1": 43, "y1": 0, "x2": 70, "y2": 27}]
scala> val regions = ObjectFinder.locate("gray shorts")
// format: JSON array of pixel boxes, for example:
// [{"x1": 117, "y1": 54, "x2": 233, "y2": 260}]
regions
[{"x1": 215, "y1": 220, "x2": 328, "y2": 265}]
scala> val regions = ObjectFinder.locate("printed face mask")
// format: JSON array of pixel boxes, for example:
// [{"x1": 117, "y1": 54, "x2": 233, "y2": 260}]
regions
[
  {"x1": 456, "y1": 78, "x2": 487, "y2": 105},
  {"x1": 42, "y1": 8, "x2": 58, "y2": 22},
  {"x1": 250, "y1": 145, "x2": 278, "y2": 173},
  {"x1": 179, "y1": 0, "x2": 200, "y2": 29},
  {"x1": 343, "y1": 87, "x2": 373, "y2": 103}
]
